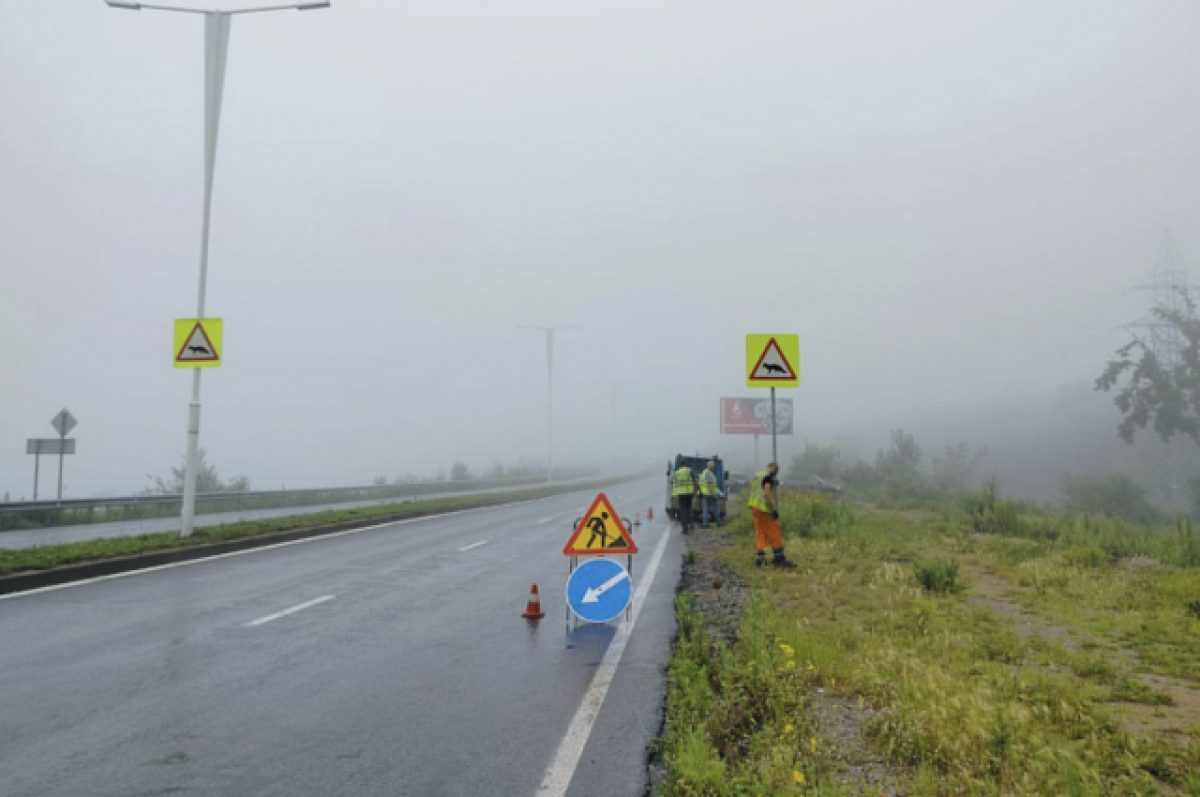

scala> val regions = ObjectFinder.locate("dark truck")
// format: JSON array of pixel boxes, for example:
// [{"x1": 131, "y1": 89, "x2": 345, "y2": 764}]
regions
[{"x1": 665, "y1": 453, "x2": 727, "y2": 522}]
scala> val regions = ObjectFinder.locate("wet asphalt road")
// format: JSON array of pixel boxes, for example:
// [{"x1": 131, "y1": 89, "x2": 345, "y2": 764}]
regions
[
  {"x1": 0, "y1": 478, "x2": 604, "y2": 551},
  {"x1": 0, "y1": 477, "x2": 683, "y2": 797}
]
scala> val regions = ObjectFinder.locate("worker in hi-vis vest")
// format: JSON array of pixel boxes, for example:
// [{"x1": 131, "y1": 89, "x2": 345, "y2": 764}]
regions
[
  {"x1": 746, "y1": 462, "x2": 796, "y2": 568},
  {"x1": 671, "y1": 463, "x2": 699, "y2": 534},
  {"x1": 699, "y1": 460, "x2": 722, "y2": 528}
]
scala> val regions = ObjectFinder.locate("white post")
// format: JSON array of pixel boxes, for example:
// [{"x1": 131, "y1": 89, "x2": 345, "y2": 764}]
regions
[
  {"x1": 57, "y1": 431, "x2": 66, "y2": 502},
  {"x1": 611, "y1": 383, "x2": 617, "y2": 475},
  {"x1": 770, "y1": 387, "x2": 778, "y2": 466},
  {"x1": 546, "y1": 329, "x2": 554, "y2": 484},
  {"x1": 182, "y1": 12, "x2": 230, "y2": 537}
]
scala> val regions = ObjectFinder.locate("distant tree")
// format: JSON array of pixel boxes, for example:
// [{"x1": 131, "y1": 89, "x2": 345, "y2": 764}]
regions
[
  {"x1": 875, "y1": 429, "x2": 927, "y2": 501},
  {"x1": 450, "y1": 461, "x2": 471, "y2": 482},
  {"x1": 1062, "y1": 473, "x2": 1159, "y2": 526},
  {"x1": 1096, "y1": 288, "x2": 1200, "y2": 447},
  {"x1": 373, "y1": 475, "x2": 388, "y2": 487},
  {"x1": 790, "y1": 441, "x2": 841, "y2": 480},
  {"x1": 487, "y1": 459, "x2": 506, "y2": 479},
  {"x1": 840, "y1": 460, "x2": 880, "y2": 493},
  {"x1": 932, "y1": 443, "x2": 989, "y2": 497},
  {"x1": 145, "y1": 448, "x2": 250, "y2": 495}
]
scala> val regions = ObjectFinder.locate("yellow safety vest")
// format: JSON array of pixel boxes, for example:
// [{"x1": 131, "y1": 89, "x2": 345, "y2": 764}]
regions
[
  {"x1": 671, "y1": 467, "x2": 696, "y2": 496},
  {"x1": 747, "y1": 469, "x2": 771, "y2": 512},
  {"x1": 699, "y1": 469, "x2": 718, "y2": 497}
]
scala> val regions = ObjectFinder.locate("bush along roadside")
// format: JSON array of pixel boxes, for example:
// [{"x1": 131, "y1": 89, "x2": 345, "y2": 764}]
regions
[{"x1": 658, "y1": 490, "x2": 1200, "y2": 795}]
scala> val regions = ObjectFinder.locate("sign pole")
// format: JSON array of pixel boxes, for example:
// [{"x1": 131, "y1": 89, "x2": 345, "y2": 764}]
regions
[
  {"x1": 182, "y1": 13, "x2": 231, "y2": 538},
  {"x1": 33, "y1": 449, "x2": 40, "y2": 501},
  {"x1": 57, "y1": 429, "x2": 65, "y2": 502},
  {"x1": 754, "y1": 434, "x2": 759, "y2": 467},
  {"x1": 770, "y1": 387, "x2": 778, "y2": 465}
]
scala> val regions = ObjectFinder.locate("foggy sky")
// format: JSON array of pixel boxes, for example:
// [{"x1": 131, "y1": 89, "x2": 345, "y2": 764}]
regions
[{"x1": 3, "y1": 1, "x2": 1199, "y2": 498}]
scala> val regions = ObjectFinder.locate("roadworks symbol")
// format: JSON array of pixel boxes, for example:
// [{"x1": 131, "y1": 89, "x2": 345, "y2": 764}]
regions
[{"x1": 562, "y1": 492, "x2": 638, "y2": 556}]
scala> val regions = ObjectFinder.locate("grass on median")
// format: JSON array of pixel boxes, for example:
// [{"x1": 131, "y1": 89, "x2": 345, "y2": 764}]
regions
[
  {"x1": 659, "y1": 492, "x2": 1200, "y2": 796},
  {"x1": 0, "y1": 478, "x2": 639, "y2": 577}
]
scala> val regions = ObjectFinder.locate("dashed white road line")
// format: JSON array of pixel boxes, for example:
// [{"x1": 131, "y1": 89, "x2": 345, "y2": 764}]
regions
[
  {"x1": 457, "y1": 540, "x2": 489, "y2": 552},
  {"x1": 535, "y1": 523, "x2": 672, "y2": 797},
  {"x1": 0, "y1": 495, "x2": 569, "y2": 603},
  {"x1": 244, "y1": 595, "x2": 335, "y2": 627},
  {"x1": 535, "y1": 512, "x2": 563, "y2": 525}
]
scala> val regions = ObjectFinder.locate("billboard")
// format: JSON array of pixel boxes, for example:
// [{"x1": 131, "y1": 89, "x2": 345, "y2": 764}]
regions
[{"x1": 720, "y1": 397, "x2": 793, "y2": 435}]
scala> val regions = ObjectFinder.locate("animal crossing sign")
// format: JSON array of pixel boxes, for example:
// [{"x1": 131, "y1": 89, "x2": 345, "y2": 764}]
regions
[
  {"x1": 174, "y1": 318, "x2": 223, "y2": 368},
  {"x1": 745, "y1": 334, "x2": 799, "y2": 388},
  {"x1": 563, "y1": 493, "x2": 638, "y2": 556}
]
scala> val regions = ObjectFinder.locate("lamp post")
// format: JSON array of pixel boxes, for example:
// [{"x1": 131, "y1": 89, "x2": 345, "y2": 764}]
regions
[
  {"x1": 105, "y1": 0, "x2": 329, "y2": 536},
  {"x1": 519, "y1": 325, "x2": 581, "y2": 483}
]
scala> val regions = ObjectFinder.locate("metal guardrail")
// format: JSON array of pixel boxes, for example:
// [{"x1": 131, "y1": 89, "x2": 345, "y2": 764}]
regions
[{"x1": 0, "y1": 472, "x2": 599, "y2": 532}]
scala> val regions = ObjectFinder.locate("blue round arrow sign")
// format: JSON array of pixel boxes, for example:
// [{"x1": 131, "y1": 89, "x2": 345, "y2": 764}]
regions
[{"x1": 566, "y1": 558, "x2": 632, "y2": 624}]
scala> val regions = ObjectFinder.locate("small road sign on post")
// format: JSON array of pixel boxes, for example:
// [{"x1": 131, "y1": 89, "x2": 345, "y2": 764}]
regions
[
  {"x1": 51, "y1": 409, "x2": 77, "y2": 438},
  {"x1": 174, "y1": 318, "x2": 223, "y2": 368},
  {"x1": 745, "y1": 334, "x2": 800, "y2": 468},
  {"x1": 29, "y1": 408, "x2": 78, "y2": 502},
  {"x1": 566, "y1": 558, "x2": 632, "y2": 624}
]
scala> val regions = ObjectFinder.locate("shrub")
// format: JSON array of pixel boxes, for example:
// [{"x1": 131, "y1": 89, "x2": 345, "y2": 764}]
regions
[
  {"x1": 963, "y1": 479, "x2": 1024, "y2": 536},
  {"x1": 1061, "y1": 473, "x2": 1160, "y2": 526},
  {"x1": 914, "y1": 559, "x2": 960, "y2": 593},
  {"x1": 781, "y1": 492, "x2": 854, "y2": 539},
  {"x1": 1178, "y1": 516, "x2": 1200, "y2": 567}
]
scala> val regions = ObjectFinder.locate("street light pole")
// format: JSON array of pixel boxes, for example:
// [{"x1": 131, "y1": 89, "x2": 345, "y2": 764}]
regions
[
  {"x1": 519, "y1": 325, "x2": 581, "y2": 483},
  {"x1": 106, "y1": 0, "x2": 329, "y2": 536}
]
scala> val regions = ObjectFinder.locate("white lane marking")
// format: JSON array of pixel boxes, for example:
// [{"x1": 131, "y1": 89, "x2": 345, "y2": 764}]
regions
[
  {"x1": 244, "y1": 595, "x2": 335, "y2": 627},
  {"x1": 535, "y1": 513, "x2": 562, "y2": 525},
  {"x1": 458, "y1": 540, "x2": 489, "y2": 552},
  {"x1": 536, "y1": 523, "x2": 672, "y2": 797},
  {"x1": 0, "y1": 496, "x2": 570, "y2": 603}
]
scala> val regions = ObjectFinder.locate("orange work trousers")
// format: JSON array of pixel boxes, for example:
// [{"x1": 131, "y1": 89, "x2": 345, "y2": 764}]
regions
[{"x1": 752, "y1": 508, "x2": 784, "y2": 551}]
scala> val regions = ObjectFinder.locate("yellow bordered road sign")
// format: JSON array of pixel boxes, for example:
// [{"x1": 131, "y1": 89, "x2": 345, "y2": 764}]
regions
[
  {"x1": 746, "y1": 333, "x2": 799, "y2": 387},
  {"x1": 563, "y1": 493, "x2": 638, "y2": 556},
  {"x1": 174, "y1": 318, "x2": 223, "y2": 368}
]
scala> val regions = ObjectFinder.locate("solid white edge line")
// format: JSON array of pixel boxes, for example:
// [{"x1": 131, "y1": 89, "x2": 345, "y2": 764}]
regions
[
  {"x1": 457, "y1": 540, "x2": 490, "y2": 552},
  {"x1": 536, "y1": 522, "x2": 672, "y2": 797},
  {"x1": 244, "y1": 594, "x2": 335, "y2": 627},
  {"x1": 0, "y1": 493, "x2": 575, "y2": 603}
]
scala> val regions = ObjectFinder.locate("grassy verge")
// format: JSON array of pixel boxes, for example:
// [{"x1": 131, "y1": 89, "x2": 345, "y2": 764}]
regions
[
  {"x1": 659, "y1": 493, "x2": 1200, "y2": 795},
  {"x1": 0, "y1": 477, "x2": 637, "y2": 577}
]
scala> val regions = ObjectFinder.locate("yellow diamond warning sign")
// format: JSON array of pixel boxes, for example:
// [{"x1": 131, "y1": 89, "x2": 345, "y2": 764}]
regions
[
  {"x1": 746, "y1": 333, "x2": 799, "y2": 387},
  {"x1": 563, "y1": 493, "x2": 638, "y2": 556},
  {"x1": 174, "y1": 318, "x2": 223, "y2": 369}
]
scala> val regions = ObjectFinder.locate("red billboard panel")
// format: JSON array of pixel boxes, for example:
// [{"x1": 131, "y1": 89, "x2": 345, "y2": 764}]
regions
[{"x1": 720, "y1": 397, "x2": 793, "y2": 435}]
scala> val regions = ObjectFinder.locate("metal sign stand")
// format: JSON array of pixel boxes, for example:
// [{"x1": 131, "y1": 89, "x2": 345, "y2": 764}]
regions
[
  {"x1": 770, "y1": 387, "x2": 778, "y2": 465},
  {"x1": 32, "y1": 450, "x2": 40, "y2": 501},
  {"x1": 56, "y1": 429, "x2": 67, "y2": 503},
  {"x1": 566, "y1": 515, "x2": 637, "y2": 630}
]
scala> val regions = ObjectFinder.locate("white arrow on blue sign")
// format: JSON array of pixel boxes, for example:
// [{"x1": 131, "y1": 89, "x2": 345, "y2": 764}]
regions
[{"x1": 566, "y1": 558, "x2": 632, "y2": 624}]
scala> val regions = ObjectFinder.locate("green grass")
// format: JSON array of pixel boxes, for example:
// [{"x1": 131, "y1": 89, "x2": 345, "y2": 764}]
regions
[
  {"x1": 659, "y1": 491, "x2": 1200, "y2": 795},
  {"x1": 0, "y1": 477, "x2": 638, "y2": 577}
]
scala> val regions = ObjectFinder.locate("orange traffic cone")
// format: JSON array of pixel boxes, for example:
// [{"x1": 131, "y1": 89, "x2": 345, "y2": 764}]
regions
[
  {"x1": 521, "y1": 584, "x2": 546, "y2": 619},
  {"x1": 648, "y1": 507, "x2": 654, "y2": 521}
]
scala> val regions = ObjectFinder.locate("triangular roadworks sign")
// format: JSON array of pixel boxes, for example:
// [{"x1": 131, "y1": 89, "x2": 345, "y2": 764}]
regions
[
  {"x1": 746, "y1": 334, "x2": 799, "y2": 387},
  {"x1": 563, "y1": 492, "x2": 638, "y2": 556}
]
